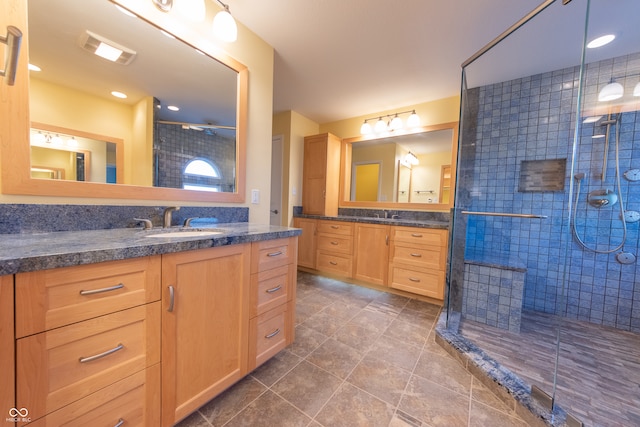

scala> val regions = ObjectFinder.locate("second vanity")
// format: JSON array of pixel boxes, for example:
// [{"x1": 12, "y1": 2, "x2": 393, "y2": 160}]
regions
[
  {"x1": 293, "y1": 213, "x2": 449, "y2": 302},
  {"x1": 1, "y1": 219, "x2": 300, "y2": 427}
]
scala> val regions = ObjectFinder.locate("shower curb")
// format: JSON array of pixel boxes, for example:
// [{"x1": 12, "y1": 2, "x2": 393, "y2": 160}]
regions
[{"x1": 435, "y1": 310, "x2": 573, "y2": 427}]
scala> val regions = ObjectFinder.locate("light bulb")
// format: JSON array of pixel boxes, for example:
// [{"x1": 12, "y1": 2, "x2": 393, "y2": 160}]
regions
[
  {"x1": 51, "y1": 134, "x2": 63, "y2": 145},
  {"x1": 389, "y1": 115, "x2": 403, "y2": 131},
  {"x1": 32, "y1": 131, "x2": 46, "y2": 144},
  {"x1": 213, "y1": 10, "x2": 238, "y2": 42},
  {"x1": 360, "y1": 121, "x2": 372, "y2": 135},
  {"x1": 598, "y1": 82, "x2": 624, "y2": 102},
  {"x1": 407, "y1": 111, "x2": 420, "y2": 128},
  {"x1": 374, "y1": 118, "x2": 387, "y2": 133}
]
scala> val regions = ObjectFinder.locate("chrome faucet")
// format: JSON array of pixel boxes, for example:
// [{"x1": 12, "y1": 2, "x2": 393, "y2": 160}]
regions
[{"x1": 163, "y1": 206, "x2": 180, "y2": 228}]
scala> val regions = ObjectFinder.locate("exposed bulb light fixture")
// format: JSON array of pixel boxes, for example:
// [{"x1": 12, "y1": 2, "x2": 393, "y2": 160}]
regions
[
  {"x1": 152, "y1": 0, "x2": 173, "y2": 12},
  {"x1": 586, "y1": 34, "x2": 615, "y2": 49},
  {"x1": 598, "y1": 82, "x2": 624, "y2": 102},
  {"x1": 405, "y1": 151, "x2": 419, "y2": 165},
  {"x1": 213, "y1": 1, "x2": 238, "y2": 42},
  {"x1": 359, "y1": 110, "x2": 421, "y2": 135}
]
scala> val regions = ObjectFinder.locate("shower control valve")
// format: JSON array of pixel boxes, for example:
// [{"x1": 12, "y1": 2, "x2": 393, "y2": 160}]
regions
[{"x1": 623, "y1": 169, "x2": 640, "y2": 182}]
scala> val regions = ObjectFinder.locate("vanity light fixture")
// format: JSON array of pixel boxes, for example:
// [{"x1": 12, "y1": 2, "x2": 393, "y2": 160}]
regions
[
  {"x1": 213, "y1": 0, "x2": 238, "y2": 42},
  {"x1": 152, "y1": 0, "x2": 173, "y2": 12},
  {"x1": 598, "y1": 81, "x2": 624, "y2": 102},
  {"x1": 174, "y1": 0, "x2": 206, "y2": 21},
  {"x1": 359, "y1": 110, "x2": 421, "y2": 135},
  {"x1": 405, "y1": 151, "x2": 419, "y2": 165}
]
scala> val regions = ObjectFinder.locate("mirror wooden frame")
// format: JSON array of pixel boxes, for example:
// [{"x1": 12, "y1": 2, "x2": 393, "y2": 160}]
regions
[
  {"x1": 339, "y1": 121, "x2": 458, "y2": 211},
  {"x1": 0, "y1": 0, "x2": 248, "y2": 203}
]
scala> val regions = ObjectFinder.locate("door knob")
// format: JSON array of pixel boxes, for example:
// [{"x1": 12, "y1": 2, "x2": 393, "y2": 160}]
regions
[{"x1": 270, "y1": 209, "x2": 279, "y2": 214}]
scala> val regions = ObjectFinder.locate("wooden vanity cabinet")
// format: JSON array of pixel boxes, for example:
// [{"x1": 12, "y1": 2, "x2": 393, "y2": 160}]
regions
[
  {"x1": 248, "y1": 238, "x2": 297, "y2": 370},
  {"x1": 354, "y1": 223, "x2": 390, "y2": 286},
  {"x1": 0, "y1": 275, "x2": 14, "y2": 425},
  {"x1": 388, "y1": 227, "x2": 448, "y2": 299},
  {"x1": 161, "y1": 244, "x2": 251, "y2": 427},
  {"x1": 315, "y1": 220, "x2": 354, "y2": 277},
  {"x1": 14, "y1": 256, "x2": 162, "y2": 426},
  {"x1": 293, "y1": 217, "x2": 317, "y2": 269},
  {"x1": 302, "y1": 133, "x2": 342, "y2": 216}
]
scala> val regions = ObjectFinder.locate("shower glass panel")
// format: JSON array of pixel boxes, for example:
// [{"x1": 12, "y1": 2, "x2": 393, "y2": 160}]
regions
[{"x1": 445, "y1": 0, "x2": 640, "y2": 424}]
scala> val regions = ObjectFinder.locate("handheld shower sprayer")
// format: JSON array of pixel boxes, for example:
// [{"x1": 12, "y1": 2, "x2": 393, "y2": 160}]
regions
[{"x1": 574, "y1": 173, "x2": 585, "y2": 181}]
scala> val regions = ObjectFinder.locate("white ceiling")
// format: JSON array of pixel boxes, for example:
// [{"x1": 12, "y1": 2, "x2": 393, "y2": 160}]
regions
[{"x1": 229, "y1": 0, "x2": 544, "y2": 123}]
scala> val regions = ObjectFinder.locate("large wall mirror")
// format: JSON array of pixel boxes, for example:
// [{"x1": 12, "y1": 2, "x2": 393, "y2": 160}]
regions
[
  {"x1": 2, "y1": 0, "x2": 247, "y2": 202},
  {"x1": 340, "y1": 122, "x2": 458, "y2": 211}
]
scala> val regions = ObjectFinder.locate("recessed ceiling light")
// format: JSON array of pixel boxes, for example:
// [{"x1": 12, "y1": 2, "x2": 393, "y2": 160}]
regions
[
  {"x1": 111, "y1": 91, "x2": 127, "y2": 99},
  {"x1": 587, "y1": 34, "x2": 615, "y2": 49},
  {"x1": 28, "y1": 63, "x2": 41, "y2": 72},
  {"x1": 167, "y1": 105, "x2": 180, "y2": 111}
]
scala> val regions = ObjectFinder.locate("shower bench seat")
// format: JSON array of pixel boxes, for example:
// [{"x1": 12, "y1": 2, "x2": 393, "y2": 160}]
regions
[{"x1": 461, "y1": 249, "x2": 526, "y2": 333}]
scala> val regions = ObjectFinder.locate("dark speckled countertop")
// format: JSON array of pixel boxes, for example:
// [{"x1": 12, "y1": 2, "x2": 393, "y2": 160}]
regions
[
  {"x1": 0, "y1": 223, "x2": 301, "y2": 276},
  {"x1": 294, "y1": 214, "x2": 449, "y2": 230}
]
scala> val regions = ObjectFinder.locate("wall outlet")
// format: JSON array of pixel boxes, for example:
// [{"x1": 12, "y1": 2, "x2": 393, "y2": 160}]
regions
[{"x1": 251, "y1": 189, "x2": 259, "y2": 204}]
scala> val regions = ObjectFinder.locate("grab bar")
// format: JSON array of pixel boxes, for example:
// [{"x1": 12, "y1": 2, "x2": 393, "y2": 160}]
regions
[
  {"x1": 0, "y1": 26, "x2": 22, "y2": 86},
  {"x1": 461, "y1": 211, "x2": 547, "y2": 219}
]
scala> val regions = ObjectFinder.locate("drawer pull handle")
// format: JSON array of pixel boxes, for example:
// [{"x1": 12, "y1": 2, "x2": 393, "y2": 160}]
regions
[
  {"x1": 329, "y1": 261, "x2": 338, "y2": 265},
  {"x1": 409, "y1": 277, "x2": 421, "y2": 282},
  {"x1": 79, "y1": 343, "x2": 124, "y2": 363},
  {"x1": 330, "y1": 241, "x2": 339, "y2": 245},
  {"x1": 79, "y1": 283, "x2": 124, "y2": 296},
  {"x1": 330, "y1": 225, "x2": 339, "y2": 229},
  {"x1": 410, "y1": 253, "x2": 422, "y2": 258},
  {"x1": 266, "y1": 285, "x2": 282, "y2": 294},
  {"x1": 114, "y1": 419, "x2": 125, "y2": 427},
  {"x1": 265, "y1": 328, "x2": 281, "y2": 339},
  {"x1": 168, "y1": 285, "x2": 175, "y2": 312},
  {"x1": 411, "y1": 233, "x2": 423, "y2": 238},
  {"x1": 267, "y1": 251, "x2": 283, "y2": 257}
]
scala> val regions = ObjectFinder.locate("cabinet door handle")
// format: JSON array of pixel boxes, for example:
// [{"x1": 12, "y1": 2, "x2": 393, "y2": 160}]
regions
[
  {"x1": 79, "y1": 283, "x2": 124, "y2": 296},
  {"x1": 330, "y1": 241, "x2": 338, "y2": 245},
  {"x1": 330, "y1": 225, "x2": 339, "y2": 229},
  {"x1": 329, "y1": 261, "x2": 338, "y2": 265},
  {"x1": 114, "y1": 419, "x2": 125, "y2": 427},
  {"x1": 0, "y1": 26, "x2": 22, "y2": 86},
  {"x1": 410, "y1": 253, "x2": 422, "y2": 258},
  {"x1": 267, "y1": 251, "x2": 283, "y2": 257},
  {"x1": 385, "y1": 235, "x2": 389, "y2": 245},
  {"x1": 79, "y1": 343, "x2": 124, "y2": 363},
  {"x1": 168, "y1": 285, "x2": 175, "y2": 312},
  {"x1": 266, "y1": 285, "x2": 282, "y2": 294},
  {"x1": 409, "y1": 277, "x2": 421, "y2": 282},
  {"x1": 265, "y1": 328, "x2": 281, "y2": 339},
  {"x1": 411, "y1": 233, "x2": 423, "y2": 238}
]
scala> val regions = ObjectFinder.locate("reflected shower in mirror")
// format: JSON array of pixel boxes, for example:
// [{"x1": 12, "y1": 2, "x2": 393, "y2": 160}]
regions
[{"x1": 27, "y1": 0, "x2": 239, "y2": 193}]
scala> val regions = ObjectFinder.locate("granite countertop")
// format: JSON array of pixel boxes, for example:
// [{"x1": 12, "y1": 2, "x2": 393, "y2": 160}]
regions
[
  {"x1": 294, "y1": 213, "x2": 449, "y2": 230},
  {"x1": 0, "y1": 223, "x2": 301, "y2": 276}
]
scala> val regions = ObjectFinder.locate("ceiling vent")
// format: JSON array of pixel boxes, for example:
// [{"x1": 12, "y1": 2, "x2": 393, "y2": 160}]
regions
[{"x1": 79, "y1": 30, "x2": 137, "y2": 65}]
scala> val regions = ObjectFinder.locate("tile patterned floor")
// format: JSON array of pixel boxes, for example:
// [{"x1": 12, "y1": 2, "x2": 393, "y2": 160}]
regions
[
  {"x1": 460, "y1": 310, "x2": 640, "y2": 427},
  {"x1": 175, "y1": 272, "x2": 529, "y2": 427}
]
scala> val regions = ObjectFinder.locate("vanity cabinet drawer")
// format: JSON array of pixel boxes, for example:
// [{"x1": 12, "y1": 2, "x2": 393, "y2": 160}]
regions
[
  {"x1": 391, "y1": 244, "x2": 446, "y2": 270},
  {"x1": 15, "y1": 256, "x2": 161, "y2": 338},
  {"x1": 391, "y1": 227, "x2": 447, "y2": 247},
  {"x1": 250, "y1": 264, "x2": 295, "y2": 317},
  {"x1": 317, "y1": 234, "x2": 353, "y2": 254},
  {"x1": 251, "y1": 237, "x2": 296, "y2": 273},
  {"x1": 317, "y1": 221, "x2": 353, "y2": 236},
  {"x1": 27, "y1": 364, "x2": 161, "y2": 427},
  {"x1": 249, "y1": 301, "x2": 294, "y2": 370},
  {"x1": 316, "y1": 252, "x2": 353, "y2": 276},
  {"x1": 388, "y1": 266, "x2": 444, "y2": 300},
  {"x1": 17, "y1": 303, "x2": 161, "y2": 421}
]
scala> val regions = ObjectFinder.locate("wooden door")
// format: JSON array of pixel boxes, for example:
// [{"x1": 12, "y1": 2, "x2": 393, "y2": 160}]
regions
[
  {"x1": 161, "y1": 245, "x2": 251, "y2": 426},
  {"x1": 293, "y1": 218, "x2": 317, "y2": 268},
  {"x1": 302, "y1": 135, "x2": 328, "y2": 215}
]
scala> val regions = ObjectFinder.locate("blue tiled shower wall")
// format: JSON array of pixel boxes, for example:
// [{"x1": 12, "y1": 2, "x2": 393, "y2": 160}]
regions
[
  {"x1": 0, "y1": 204, "x2": 248, "y2": 234},
  {"x1": 460, "y1": 51, "x2": 640, "y2": 332}
]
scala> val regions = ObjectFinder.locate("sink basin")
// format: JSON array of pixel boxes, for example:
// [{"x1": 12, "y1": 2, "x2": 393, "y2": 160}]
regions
[{"x1": 144, "y1": 230, "x2": 224, "y2": 238}]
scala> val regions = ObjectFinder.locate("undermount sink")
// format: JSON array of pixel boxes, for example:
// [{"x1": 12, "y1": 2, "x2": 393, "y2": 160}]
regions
[{"x1": 144, "y1": 230, "x2": 224, "y2": 238}]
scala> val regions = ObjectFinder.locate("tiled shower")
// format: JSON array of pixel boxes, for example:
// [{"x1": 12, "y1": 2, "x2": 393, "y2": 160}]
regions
[{"x1": 445, "y1": 0, "x2": 640, "y2": 425}]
